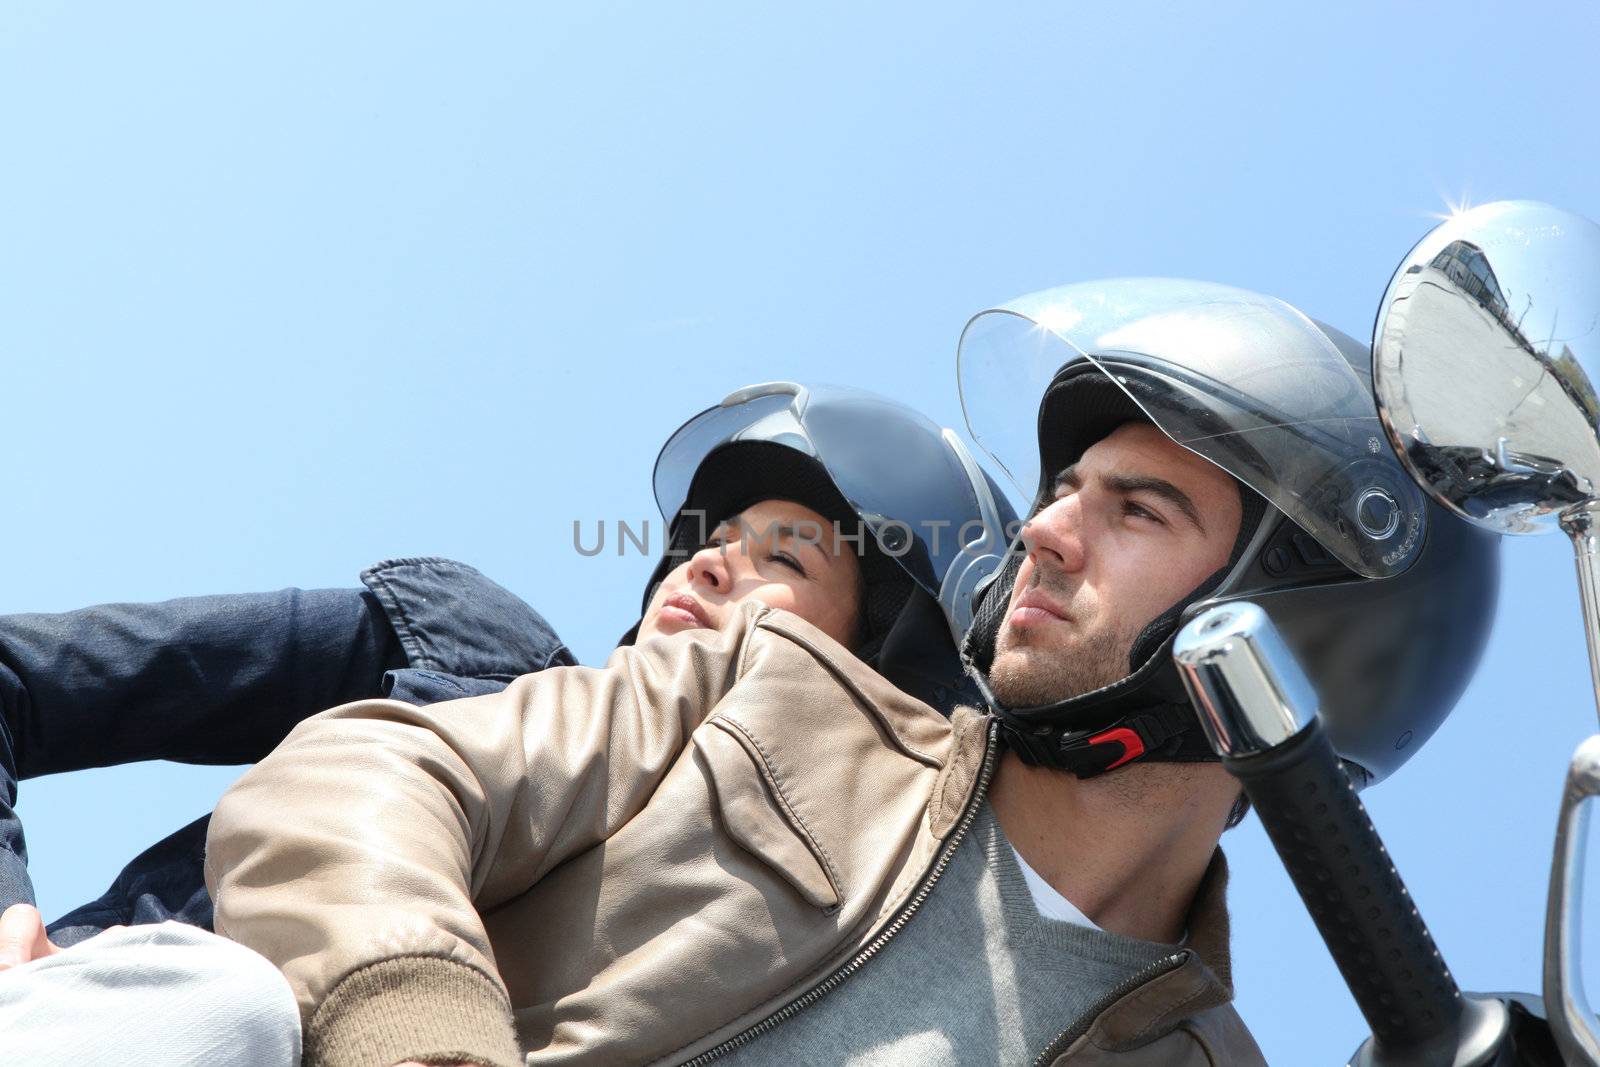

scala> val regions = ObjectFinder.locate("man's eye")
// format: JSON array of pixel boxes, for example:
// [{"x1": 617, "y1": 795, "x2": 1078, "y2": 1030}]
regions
[{"x1": 1124, "y1": 501, "x2": 1164, "y2": 524}]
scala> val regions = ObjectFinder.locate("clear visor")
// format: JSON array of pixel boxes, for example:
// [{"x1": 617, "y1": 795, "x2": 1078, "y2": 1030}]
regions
[
  {"x1": 653, "y1": 382, "x2": 1011, "y2": 597},
  {"x1": 957, "y1": 278, "x2": 1427, "y2": 578}
]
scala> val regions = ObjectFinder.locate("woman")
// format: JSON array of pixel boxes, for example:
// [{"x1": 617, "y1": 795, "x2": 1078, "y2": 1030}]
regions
[
  {"x1": 0, "y1": 381, "x2": 1015, "y2": 1066},
  {"x1": 629, "y1": 381, "x2": 1016, "y2": 712}
]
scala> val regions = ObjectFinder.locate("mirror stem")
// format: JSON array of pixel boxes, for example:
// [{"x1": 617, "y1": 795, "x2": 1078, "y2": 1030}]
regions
[
  {"x1": 1544, "y1": 735, "x2": 1600, "y2": 1065},
  {"x1": 1561, "y1": 502, "x2": 1600, "y2": 731}
]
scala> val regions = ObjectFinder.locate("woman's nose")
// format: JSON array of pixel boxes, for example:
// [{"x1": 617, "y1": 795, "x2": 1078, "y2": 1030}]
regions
[{"x1": 686, "y1": 543, "x2": 730, "y2": 591}]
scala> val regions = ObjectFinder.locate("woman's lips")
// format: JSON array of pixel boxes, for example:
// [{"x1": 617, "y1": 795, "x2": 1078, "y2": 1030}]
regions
[{"x1": 659, "y1": 593, "x2": 712, "y2": 629}]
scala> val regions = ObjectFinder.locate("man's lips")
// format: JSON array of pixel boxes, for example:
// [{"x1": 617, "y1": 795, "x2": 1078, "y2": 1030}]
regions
[
  {"x1": 659, "y1": 593, "x2": 713, "y2": 629},
  {"x1": 1008, "y1": 589, "x2": 1070, "y2": 628}
]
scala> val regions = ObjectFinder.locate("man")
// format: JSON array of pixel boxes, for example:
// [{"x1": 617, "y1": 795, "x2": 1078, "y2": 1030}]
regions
[
  {"x1": 982, "y1": 420, "x2": 1243, "y2": 946},
  {"x1": 206, "y1": 282, "x2": 1497, "y2": 1065}
]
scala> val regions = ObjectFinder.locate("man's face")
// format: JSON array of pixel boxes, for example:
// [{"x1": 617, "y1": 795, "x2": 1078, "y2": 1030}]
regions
[
  {"x1": 636, "y1": 498, "x2": 865, "y2": 649},
  {"x1": 987, "y1": 422, "x2": 1243, "y2": 707}
]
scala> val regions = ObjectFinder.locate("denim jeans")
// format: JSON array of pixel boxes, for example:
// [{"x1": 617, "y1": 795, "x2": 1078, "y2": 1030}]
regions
[{"x1": 0, "y1": 558, "x2": 573, "y2": 945}]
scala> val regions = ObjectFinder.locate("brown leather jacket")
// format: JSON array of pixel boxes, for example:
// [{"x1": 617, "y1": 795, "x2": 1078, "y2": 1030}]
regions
[{"x1": 206, "y1": 603, "x2": 1266, "y2": 1067}]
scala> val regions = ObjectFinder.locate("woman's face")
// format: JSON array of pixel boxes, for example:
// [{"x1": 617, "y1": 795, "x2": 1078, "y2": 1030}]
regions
[{"x1": 636, "y1": 498, "x2": 865, "y2": 649}]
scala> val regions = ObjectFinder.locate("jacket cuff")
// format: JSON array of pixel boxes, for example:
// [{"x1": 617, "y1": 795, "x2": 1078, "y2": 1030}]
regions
[{"x1": 307, "y1": 956, "x2": 521, "y2": 1067}]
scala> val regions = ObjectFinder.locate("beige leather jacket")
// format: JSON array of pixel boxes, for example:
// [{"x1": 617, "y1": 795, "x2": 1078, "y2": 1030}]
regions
[{"x1": 206, "y1": 603, "x2": 1265, "y2": 1067}]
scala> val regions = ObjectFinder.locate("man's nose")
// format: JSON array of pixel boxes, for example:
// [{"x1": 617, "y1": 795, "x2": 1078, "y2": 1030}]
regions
[
  {"x1": 1021, "y1": 496, "x2": 1088, "y2": 573},
  {"x1": 686, "y1": 543, "x2": 731, "y2": 592}
]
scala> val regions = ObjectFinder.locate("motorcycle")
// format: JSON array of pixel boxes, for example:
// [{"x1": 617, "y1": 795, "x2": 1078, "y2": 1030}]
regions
[{"x1": 1169, "y1": 200, "x2": 1600, "y2": 1065}]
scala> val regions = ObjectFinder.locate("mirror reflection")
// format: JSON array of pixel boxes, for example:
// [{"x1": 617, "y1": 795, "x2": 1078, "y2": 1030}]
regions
[{"x1": 1374, "y1": 201, "x2": 1600, "y2": 534}]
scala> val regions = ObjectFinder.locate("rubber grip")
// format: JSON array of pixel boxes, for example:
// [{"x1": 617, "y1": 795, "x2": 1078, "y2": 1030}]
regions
[{"x1": 1225, "y1": 720, "x2": 1461, "y2": 1052}]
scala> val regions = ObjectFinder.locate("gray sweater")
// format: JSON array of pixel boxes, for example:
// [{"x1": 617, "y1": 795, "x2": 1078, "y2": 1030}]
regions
[{"x1": 721, "y1": 801, "x2": 1175, "y2": 1065}]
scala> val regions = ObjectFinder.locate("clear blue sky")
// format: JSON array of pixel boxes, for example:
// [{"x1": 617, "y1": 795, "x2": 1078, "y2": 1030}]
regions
[{"x1": 4, "y1": 3, "x2": 1598, "y2": 1060}]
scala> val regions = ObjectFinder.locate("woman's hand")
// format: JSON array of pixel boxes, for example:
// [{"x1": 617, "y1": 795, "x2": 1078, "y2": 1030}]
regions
[{"x1": 0, "y1": 903, "x2": 63, "y2": 971}]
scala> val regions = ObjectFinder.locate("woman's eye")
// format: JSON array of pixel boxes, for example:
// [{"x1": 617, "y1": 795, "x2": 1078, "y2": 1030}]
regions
[{"x1": 770, "y1": 552, "x2": 807, "y2": 576}]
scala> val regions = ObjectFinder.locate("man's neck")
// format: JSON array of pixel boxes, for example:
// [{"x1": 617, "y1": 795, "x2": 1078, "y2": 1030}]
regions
[{"x1": 988, "y1": 750, "x2": 1236, "y2": 944}]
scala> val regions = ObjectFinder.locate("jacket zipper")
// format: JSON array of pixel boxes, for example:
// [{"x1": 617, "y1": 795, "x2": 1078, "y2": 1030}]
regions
[
  {"x1": 1028, "y1": 951, "x2": 1189, "y2": 1067},
  {"x1": 677, "y1": 719, "x2": 1002, "y2": 1066}
]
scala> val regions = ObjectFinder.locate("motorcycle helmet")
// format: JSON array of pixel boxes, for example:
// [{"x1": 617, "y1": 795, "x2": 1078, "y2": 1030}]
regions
[
  {"x1": 956, "y1": 278, "x2": 1500, "y2": 786},
  {"x1": 628, "y1": 381, "x2": 1018, "y2": 712}
]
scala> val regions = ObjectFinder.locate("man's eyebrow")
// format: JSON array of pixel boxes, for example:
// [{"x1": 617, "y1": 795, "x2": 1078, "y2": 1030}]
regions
[
  {"x1": 1105, "y1": 474, "x2": 1206, "y2": 533},
  {"x1": 1053, "y1": 465, "x2": 1082, "y2": 492},
  {"x1": 1053, "y1": 464, "x2": 1207, "y2": 533}
]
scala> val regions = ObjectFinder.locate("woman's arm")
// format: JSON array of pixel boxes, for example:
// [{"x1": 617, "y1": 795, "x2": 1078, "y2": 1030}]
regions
[
  {"x1": 0, "y1": 585, "x2": 405, "y2": 914},
  {"x1": 1, "y1": 586, "x2": 405, "y2": 780},
  {"x1": 206, "y1": 609, "x2": 760, "y2": 1067}
]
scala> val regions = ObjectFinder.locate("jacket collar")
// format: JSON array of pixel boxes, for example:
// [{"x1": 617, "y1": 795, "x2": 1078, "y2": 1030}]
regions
[{"x1": 1087, "y1": 849, "x2": 1238, "y2": 1050}]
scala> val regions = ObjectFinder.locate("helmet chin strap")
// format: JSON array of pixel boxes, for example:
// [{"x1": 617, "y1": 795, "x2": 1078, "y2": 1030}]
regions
[{"x1": 987, "y1": 588, "x2": 1228, "y2": 779}]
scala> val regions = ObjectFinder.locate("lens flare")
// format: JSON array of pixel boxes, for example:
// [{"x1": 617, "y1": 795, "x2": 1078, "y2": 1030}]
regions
[
  {"x1": 1428, "y1": 190, "x2": 1475, "y2": 223},
  {"x1": 1034, "y1": 306, "x2": 1084, "y2": 335}
]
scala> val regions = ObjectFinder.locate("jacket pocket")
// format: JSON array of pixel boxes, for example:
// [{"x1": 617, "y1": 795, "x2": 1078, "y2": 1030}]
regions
[{"x1": 693, "y1": 718, "x2": 842, "y2": 911}]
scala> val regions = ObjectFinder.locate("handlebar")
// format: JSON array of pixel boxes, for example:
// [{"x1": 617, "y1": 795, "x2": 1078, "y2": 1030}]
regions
[{"x1": 1174, "y1": 602, "x2": 1510, "y2": 1066}]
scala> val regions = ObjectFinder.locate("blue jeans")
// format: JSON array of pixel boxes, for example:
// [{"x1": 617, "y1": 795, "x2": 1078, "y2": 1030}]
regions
[{"x1": 0, "y1": 558, "x2": 573, "y2": 945}]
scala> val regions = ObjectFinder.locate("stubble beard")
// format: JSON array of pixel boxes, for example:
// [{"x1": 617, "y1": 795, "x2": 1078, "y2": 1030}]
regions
[
  {"x1": 986, "y1": 565, "x2": 1140, "y2": 707},
  {"x1": 987, "y1": 615, "x2": 1138, "y2": 708}
]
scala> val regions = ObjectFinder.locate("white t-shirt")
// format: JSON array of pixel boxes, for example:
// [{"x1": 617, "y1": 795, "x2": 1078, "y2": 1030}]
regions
[
  {"x1": 1010, "y1": 844, "x2": 1189, "y2": 944},
  {"x1": 1010, "y1": 845, "x2": 1101, "y2": 929}
]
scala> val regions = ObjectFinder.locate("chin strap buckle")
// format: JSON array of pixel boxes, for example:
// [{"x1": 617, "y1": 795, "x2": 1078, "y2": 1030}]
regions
[
  {"x1": 1052, "y1": 704, "x2": 1198, "y2": 779},
  {"x1": 1082, "y1": 726, "x2": 1146, "y2": 770}
]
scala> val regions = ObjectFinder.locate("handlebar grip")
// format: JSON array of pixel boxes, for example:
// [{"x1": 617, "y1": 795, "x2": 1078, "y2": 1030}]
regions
[
  {"x1": 1173, "y1": 601, "x2": 1464, "y2": 1059},
  {"x1": 1224, "y1": 721, "x2": 1462, "y2": 1051}
]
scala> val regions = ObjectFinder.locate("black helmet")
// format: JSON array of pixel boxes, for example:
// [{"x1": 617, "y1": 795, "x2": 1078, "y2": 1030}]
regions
[
  {"x1": 630, "y1": 381, "x2": 1018, "y2": 712},
  {"x1": 956, "y1": 278, "x2": 1500, "y2": 786}
]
